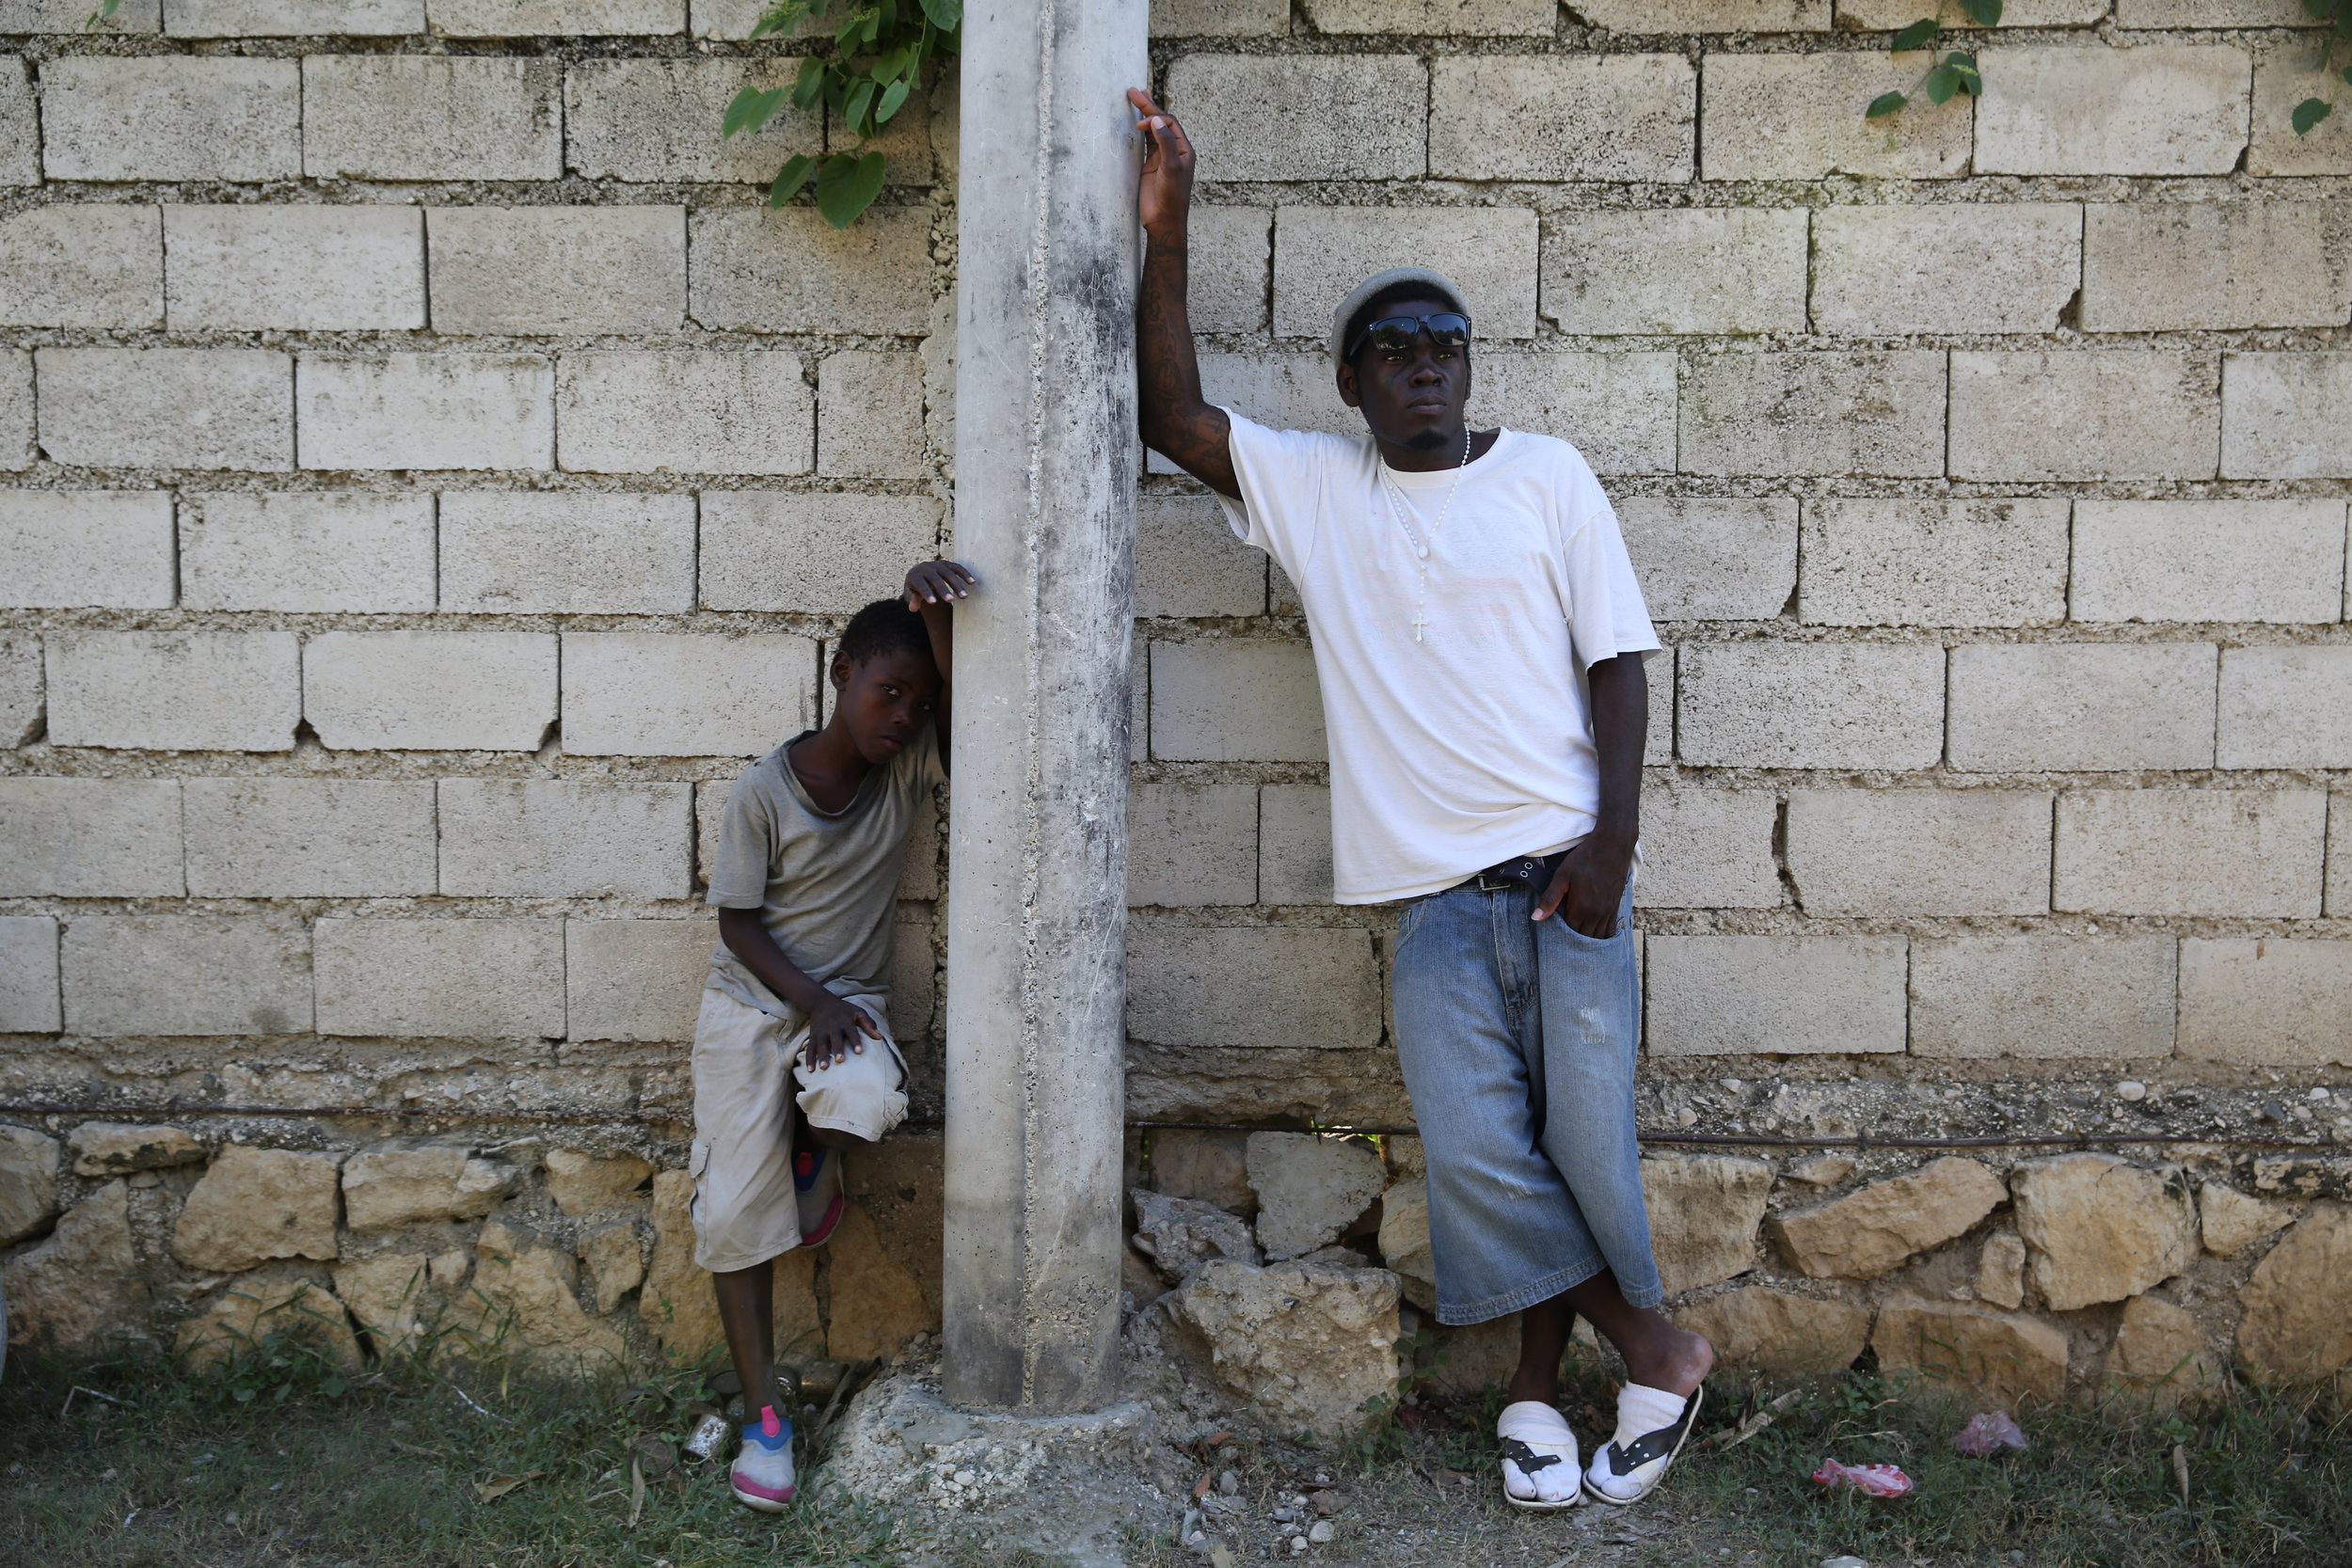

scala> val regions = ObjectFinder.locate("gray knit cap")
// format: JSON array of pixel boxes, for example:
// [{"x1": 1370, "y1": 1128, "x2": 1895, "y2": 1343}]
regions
[{"x1": 1327, "y1": 266, "x2": 1472, "y2": 370}]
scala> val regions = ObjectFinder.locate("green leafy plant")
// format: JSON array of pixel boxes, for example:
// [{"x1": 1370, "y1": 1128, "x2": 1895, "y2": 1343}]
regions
[
  {"x1": 2289, "y1": 0, "x2": 2352, "y2": 134},
  {"x1": 723, "y1": 0, "x2": 961, "y2": 229},
  {"x1": 1864, "y1": 2, "x2": 1997, "y2": 120},
  {"x1": 83, "y1": 0, "x2": 119, "y2": 28}
]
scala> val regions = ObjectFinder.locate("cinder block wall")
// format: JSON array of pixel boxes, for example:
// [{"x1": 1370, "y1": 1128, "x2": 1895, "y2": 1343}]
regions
[{"x1": 2, "y1": 2, "x2": 2349, "y2": 1379}]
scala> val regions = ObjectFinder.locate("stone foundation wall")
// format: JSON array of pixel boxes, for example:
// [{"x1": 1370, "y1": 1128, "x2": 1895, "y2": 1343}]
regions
[{"x1": 3, "y1": 3, "x2": 2349, "y2": 1389}]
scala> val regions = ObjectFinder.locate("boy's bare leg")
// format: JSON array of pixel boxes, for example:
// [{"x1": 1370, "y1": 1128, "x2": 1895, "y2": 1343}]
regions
[
  {"x1": 712, "y1": 1260, "x2": 777, "y2": 1420},
  {"x1": 1506, "y1": 1272, "x2": 1714, "y2": 1406}
]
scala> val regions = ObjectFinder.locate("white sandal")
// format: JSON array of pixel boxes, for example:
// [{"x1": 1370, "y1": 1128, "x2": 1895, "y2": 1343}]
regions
[
  {"x1": 1583, "y1": 1382, "x2": 1703, "y2": 1506},
  {"x1": 1496, "y1": 1401, "x2": 1583, "y2": 1512}
]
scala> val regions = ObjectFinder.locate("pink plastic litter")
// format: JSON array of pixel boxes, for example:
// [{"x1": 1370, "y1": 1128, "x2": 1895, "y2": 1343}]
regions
[
  {"x1": 1953, "y1": 1411, "x2": 2029, "y2": 1456},
  {"x1": 1810, "y1": 1459, "x2": 1915, "y2": 1497}
]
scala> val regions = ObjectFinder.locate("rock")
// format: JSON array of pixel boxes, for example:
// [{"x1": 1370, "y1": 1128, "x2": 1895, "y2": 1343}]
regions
[
  {"x1": 2235, "y1": 1202, "x2": 2352, "y2": 1385},
  {"x1": 466, "y1": 1220, "x2": 628, "y2": 1373},
  {"x1": 1975, "y1": 1232, "x2": 2027, "y2": 1310},
  {"x1": 1151, "y1": 1129, "x2": 1255, "y2": 1213},
  {"x1": 773, "y1": 1244, "x2": 824, "y2": 1364},
  {"x1": 1246, "y1": 1132, "x2": 1384, "y2": 1261},
  {"x1": 1422, "y1": 1314, "x2": 1520, "y2": 1397},
  {"x1": 1132, "y1": 1187, "x2": 1260, "y2": 1282},
  {"x1": 67, "y1": 1121, "x2": 204, "y2": 1178},
  {"x1": 1676, "y1": 1286, "x2": 1871, "y2": 1376},
  {"x1": 1644, "y1": 1152, "x2": 1772, "y2": 1295},
  {"x1": 2105, "y1": 1295, "x2": 2222, "y2": 1408},
  {"x1": 0, "y1": 1180, "x2": 146, "y2": 1349},
  {"x1": 1871, "y1": 1300, "x2": 2070, "y2": 1408},
  {"x1": 1121, "y1": 1239, "x2": 1168, "y2": 1304},
  {"x1": 0, "y1": 1124, "x2": 60, "y2": 1245},
  {"x1": 334, "y1": 1253, "x2": 447, "y2": 1358},
  {"x1": 2198, "y1": 1181, "x2": 2294, "y2": 1259},
  {"x1": 1166, "y1": 1259, "x2": 1401, "y2": 1441},
  {"x1": 1383, "y1": 1133, "x2": 1425, "y2": 1183},
  {"x1": 173, "y1": 1145, "x2": 342, "y2": 1272},
  {"x1": 580, "y1": 1221, "x2": 645, "y2": 1315},
  {"x1": 1770, "y1": 1157, "x2": 2006, "y2": 1280},
  {"x1": 178, "y1": 1264, "x2": 362, "y2": 1370},
  {"x1": 825, "y1": 1198, "x2": 934, "y2": 1362},
  {"x1": 2010, "y1": 1154, "x2": 2196, "y2": 1312},
  {"x1": 1375, "y1": 1177, "x2": 1436, "y2": 1310},
  {"x1": 1788, "y1": 1154, "x2": 1855, "y2": 1187},
  {"x1": 341, "y1": 1142, "x2": 517, "y2": 1230},
  {"x1": 545, "y1": 1148, "x2": 655, "y2": 1216},
  {"x1": 641, "y1": 1167, "x2": 725, "y2": 1362}
]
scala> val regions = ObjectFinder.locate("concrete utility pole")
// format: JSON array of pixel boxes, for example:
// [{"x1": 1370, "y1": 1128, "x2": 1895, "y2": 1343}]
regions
[{"x1": 943, "y1": 0, "x2": 1148, "y2": 1413}]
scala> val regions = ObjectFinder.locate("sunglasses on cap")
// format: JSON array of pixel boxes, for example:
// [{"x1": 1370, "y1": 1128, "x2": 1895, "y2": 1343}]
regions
[{"x1": 1347, "y1": 310, "x2": 1472, "y2": 362}]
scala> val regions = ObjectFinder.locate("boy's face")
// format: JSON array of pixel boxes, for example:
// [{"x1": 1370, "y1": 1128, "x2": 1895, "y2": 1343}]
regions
[
  {"x1": 1336, "y1": 293, "x2": 1471, "y2": 451},
  {"x1": 831, "y1": 648, "x2": 944, "y2": 764}
]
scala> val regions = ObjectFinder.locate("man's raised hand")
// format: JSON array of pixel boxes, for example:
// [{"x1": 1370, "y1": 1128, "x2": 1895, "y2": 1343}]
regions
[{"x1": 1127, "y1": 87, "x2": 1195, "y2": 238}]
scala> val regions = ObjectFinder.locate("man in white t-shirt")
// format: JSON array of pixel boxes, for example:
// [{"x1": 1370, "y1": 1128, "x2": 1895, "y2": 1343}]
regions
[{"x1": 1127, "y1": 89, "x2": 1714, "y2": 1510}]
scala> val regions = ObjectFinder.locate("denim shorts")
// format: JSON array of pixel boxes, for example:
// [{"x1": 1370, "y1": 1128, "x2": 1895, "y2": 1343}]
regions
[{"x1": 1391, "y1": 879, "x2": 1662, "y2": 1324}]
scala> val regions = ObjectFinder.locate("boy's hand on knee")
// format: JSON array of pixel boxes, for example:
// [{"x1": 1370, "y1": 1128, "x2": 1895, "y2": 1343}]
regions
[{"x1": 807, "y1": 996, "x2": 883, "y2": 1070}]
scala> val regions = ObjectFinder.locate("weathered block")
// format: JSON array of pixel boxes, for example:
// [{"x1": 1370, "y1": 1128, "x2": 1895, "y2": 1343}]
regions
[
  {"x1": 1811, "y1": 203, "x2": 2080, "y2": 336},
  {"x1": 1150, "y1": 639, "x2": 1326, "y2": 762},
  {"x1": 1788, "y1": 789, "x2": 2050, "y2": 916},
  {"x1": 1644, "y1": 1151, "x2": 1774, "y2": 1294},
  {"x1": 47, "y1": 630, "x2": 298, "y2": 752},
  {"x1": 557, "y1": 351, "x2": 813, "y2": 476},
  {"x1": 1185, "y1": 205, "x2": 1272, "y2": 333},
  {"x1": 2250, "y1": 39, "x2": 2352, "y2": 175},
  {"x1": 164, "y1": 205, "x2": 422, "y2": 332},
  {"x1": 688, "y1": 205, "x2": 933, "y2": 335},
  {"x1": 1543, "y1": 208, "x2": 1804, "y2": 336},
  {"x1": 565, "y1": 919, "x2": 711, "y2": 1044},
  {"x1": 700, "y1": 493, "x2": 941, "y2": 613},
  {"x1": 37, "y1": 348, "x2": 291, "y2": 472},
  {"x1": 1471, "y1": 351, "x2": 1678, "y2": 475},
  {"x1": 1258, "y1": 784, "x2": 1333, "y2": 905},
  {"x1": 1609, "y1": 499, "x2": 1795, "y2": 622},
  {"x1": 1166, "y1": 54, "x2": 1426, "y2": 181},
  {"x1": 0, "y1": 492, "x2": 172, "y2": 610},
  {"x1": 41, "y1": 56, "x2": 298, "y2": 181},
  {"x1": 298, "y1": 355, "x2": 554, "y2": 471},
  {"x1": 302, "y1": 630, "x2": 557, "y2": 752},
  {"x1": 818, "y1": 351, "x2": 926, "y2": 479},
  {"x1": 1841, "y1": 0, "x2": 2105, "y2": 24},
  {"x1": 315, "y1": 918, "x2": 564, "y2": 1039},
  {"x1": 1300, "y1": 0, "x2": 1552, "y2": 32},
  {"x1": 0, "y1": 779, "x2": 183, "y2": 896},
  {"x1": 1976, "y1": 44, "x2": 2250, "y2": 175},
  {"x1": 0, "y1": 915, "x2": 58, "y2": 1033},
  {"x1": 1679, "y1": 352, "x2": 1946, "y2": 478},
  {"x1": 1872, "y1": 1302, "x2": 2068, "y2": 1409},
  {"x1": 167, "y1": 0, "x2": 420, "y2": 32},
  {"x1": 1913, "y1": 936, "x2": 2176, "y2": 1060},
  {"x1": 2217, "y1": 648, "x2": 2352, "y2": 768},
  {"x1": 1677, "y1": 642, "x2": 1943, "y2": 768},
  {"x1": 1635, "y1": 787, "x2": 1780, "y2": 911},
  {"x1": 1136, "y1": 490, "x2": 1264, "y2": 618},
  {"x1": 303, "y1": 55, "x2": 559, "y2": 181},
  {"x1": 438, "y1": 492, "x2": 695, "y2": 614},
  {"x1": 428, "y1": 206, "x2": 684, "y2": 334},
  {"x1": 2180, "y1": 940, "x2": 2352, "y2": 1068},
  {"x1": 184, "y1": 778, "x2": 437, "y2": 896},
  {"x1": 2336, "y1": 794, "x2": 2352, "y2": 917},
  {"x1": 560, "y1": 631, "x2": 815, "y2": 757},
  {"x1": 2221, "y1": 354, "x2": 2352, "y2": 480},
  {"x1": 439, "y1": 780, "x2": 691, "y2": 899},
  {"x1": 0, "y1": 633, "x2": 32, "y2": 745},
  {"x1": 2084, "y1": 203, "x2": 2332, "y2": 333},
  {"x1": 1130, "y1": 783, "x2": 1258, "y2": 908},
  {"x1": 564, "y1": 58, "x2": 817, "y2": 182},
  {"x1": 1799, "y1": 499, "x2": 2069, "y2": 627},
  {"x1": 1275, "y1": 206, "x2": 1537, "y2": 340},
  {"x1": 0, "y1": 0, "x2": 157, "y2": 30},
  {"x1": 1128, "y1": 926, "x2": 1380, "y2": 1049},
  {"x1": 2072, "y1": 499, "x2": 2347, "y2": 625},
  {"x1": 0, "y1": 205, "x2": 161, "y2": 328},
  {"x1": 431, "y1": 0, "x2": 683, "y2": 34},
  {"x1": 1701, "y1": 52, "x2": 1969, "y2": 180},
  {"x1": 1646, "y1": 935, "x2": 1907, "y2": 1056},
  {"x1": 1430, "y1": 54, "x2": 1694, "y2": 182},
  {"x1": 2055, "y1": 789, "x2": 2326, "y2": 917},
  {"x1": 1949, "y1": 351, "x2": 2219, "y2": 482},
  {"x1": 0, "y1": 350, "x2": 29, "y2": 469},
  {"x1": 1947, "y1": 643, "x2": 2216, "y2": 771},
  {"x1": 1150, "y1": 0, "x2": 1288, "y2": 34},
  {"x1": 61, "y1": 917, "x2": 310, "y2": 1037},
  {"x1": 181, "y1": 493, "x2": 434, "y2": 613}
]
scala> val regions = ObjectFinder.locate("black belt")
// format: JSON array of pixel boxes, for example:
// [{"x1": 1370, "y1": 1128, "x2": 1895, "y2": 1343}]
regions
[{"x1": 1464, "y1": 850, "x2": 1566, "y2": 894}]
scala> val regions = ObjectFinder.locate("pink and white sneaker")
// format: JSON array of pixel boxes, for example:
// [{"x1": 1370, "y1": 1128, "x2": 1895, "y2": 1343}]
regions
[
  {"x1": 794, "y1": 1148, "x2": 844, "y2": 1247},
  {"x1": 730, "y1": 1405, "x2": 796, "y2": 1512}
]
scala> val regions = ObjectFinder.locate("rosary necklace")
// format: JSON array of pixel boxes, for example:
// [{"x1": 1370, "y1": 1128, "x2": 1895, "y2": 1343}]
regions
[{"x1": 1377, "y1": 424, "x2": 1473, "y2": 642}]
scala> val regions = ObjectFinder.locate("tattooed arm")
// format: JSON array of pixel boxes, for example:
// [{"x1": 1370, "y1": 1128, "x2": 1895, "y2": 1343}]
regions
[{"x1": 1127, "y1": 87, "x2": 1238, "y2": 499}]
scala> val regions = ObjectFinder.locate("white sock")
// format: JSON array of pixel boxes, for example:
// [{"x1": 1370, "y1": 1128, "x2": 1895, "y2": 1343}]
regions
[
  {"x1": 1496, "y1": 1401, "x2": 1581, "y2": 1506},
  {"x1": 1586, "y1": 1383, "x2": 1691, "y2": 1501}
]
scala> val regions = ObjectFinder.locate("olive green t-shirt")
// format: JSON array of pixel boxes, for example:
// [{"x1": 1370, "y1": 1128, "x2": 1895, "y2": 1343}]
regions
[{"x1": 704, "y1": 726, "x2": 946, "y2": 1022}]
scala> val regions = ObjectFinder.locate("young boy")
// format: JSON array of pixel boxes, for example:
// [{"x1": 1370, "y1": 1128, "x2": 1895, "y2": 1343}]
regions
[{"x1": 692, "y1": 558, "x2": 974, "y2": 1512}]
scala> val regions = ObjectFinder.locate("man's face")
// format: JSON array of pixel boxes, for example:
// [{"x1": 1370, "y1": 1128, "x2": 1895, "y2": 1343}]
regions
[
  {"x1": 1335, "y1": 295, "x2": 1470, "y2": 451},
  {"x1": 831, "y1": 648, "x2": 944, "y2": 766}
]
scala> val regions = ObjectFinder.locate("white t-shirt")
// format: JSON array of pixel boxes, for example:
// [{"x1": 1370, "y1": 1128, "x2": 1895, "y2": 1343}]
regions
[{"x1": 1216, "y1": 411, "x2": 1660, "y2": 905}]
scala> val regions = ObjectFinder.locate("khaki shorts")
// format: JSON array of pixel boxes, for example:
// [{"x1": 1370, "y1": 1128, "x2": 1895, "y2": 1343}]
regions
[{"x1": 688, "y1": 984, "x2": 908, "y2": 1274}]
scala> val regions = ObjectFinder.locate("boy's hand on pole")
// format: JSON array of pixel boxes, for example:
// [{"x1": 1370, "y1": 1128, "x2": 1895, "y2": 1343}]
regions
[
  {"x1": 1126, "y1": 87, "x2": 1194, "y2": 239},
  {"x1": 806, "y1": 995, "x2": 883, "y2": 1070},
  {"x1": 904, "y1": 559, "x2": 977, "y2": 610}
]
